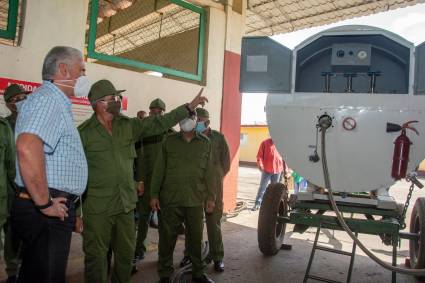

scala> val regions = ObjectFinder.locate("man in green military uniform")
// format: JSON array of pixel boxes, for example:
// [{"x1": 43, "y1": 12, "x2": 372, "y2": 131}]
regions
[
  {"x1": 0, "y1": 117, "x2": 16, "y2": 283},
  {"x1": 134, "y1": 98, "x2": 168, "y2": 264},
  {"x1": 4, "y1": 84, "x2": 30, "y2": 131},
  {"x1": 150, "y1": 115, "x2": 216, "y2": 283},
  {"x1": 2, "y1": 84, "x2": 29, "y2": 283},
  {"x1": 78, "y1": 79, "x2": 207, "y2": 283},
  {"x1": 180, "y1": 108, "x2": 230, "y2": 272}
]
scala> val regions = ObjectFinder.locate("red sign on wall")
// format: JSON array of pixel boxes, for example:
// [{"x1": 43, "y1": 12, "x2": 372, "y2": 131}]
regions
[
  {"x1": 0, "y1": 77, "x2": 40, "y2": 95},
  {"x1": 0, "y1": 77, "x2": 128, "y2": 110}
]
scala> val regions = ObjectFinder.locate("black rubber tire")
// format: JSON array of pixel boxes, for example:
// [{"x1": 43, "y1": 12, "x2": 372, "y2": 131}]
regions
[
  {"x1": 258, "y1": 182, "x2": 288, "y2": 256},
  {"x1": 409, "y1": 197, "x2": 425, "y2": 276}
]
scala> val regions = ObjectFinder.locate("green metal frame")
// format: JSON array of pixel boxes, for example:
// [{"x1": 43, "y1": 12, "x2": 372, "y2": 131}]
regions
[
  {"x1": 278, "y1": 202, "x2": 402, "y2": 237},
  {"x1": 286, "y1": 212, "x2": 400, "y2": 236},
  {"x1": 0, "y1": 0, "x2": 19, "y2": 40},
  {"x1": 294, "y1": 202, "x2": 400, "y2": 217},
  {"x1": 278, "y1": 201, "x2": 402, "y2": 283},
  {"x1": 87, "y1": 0, "x2": 206, "y2": 81}
]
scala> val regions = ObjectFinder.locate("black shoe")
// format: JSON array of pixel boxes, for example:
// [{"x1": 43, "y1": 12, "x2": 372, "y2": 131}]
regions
[
  {"x1": 251, "y1": 204, "x2": 260, "y2": 211},
  {"x1": 131, "y1": 253, "x2": 143, "y2": 275},
  {"x1": 133, "y1": 253, "x2": 145, "y2": 264},
  {"x1": 214, "y1": 260, "x2": 224, "y2": 272},
  {"x1": 192, "y1": 274, "x2": 214, "y2": 283},
  {"x1": 180, "y1": 255, "x2": 192, "y2": 267},
  {"x1": 6, "y1": 275, "x2": 17, "y2": 283},
  {"x1": 158, "y1": 278, "x2": 170, "y2": 283}
]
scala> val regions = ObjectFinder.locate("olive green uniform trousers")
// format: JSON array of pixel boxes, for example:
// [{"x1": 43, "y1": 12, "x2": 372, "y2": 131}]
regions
[
  {"x1": 3, "y1": 190, "x2": 20, "y2": 277},
  {"x1": 159, "y1": 206, "x2": 205, "y2": 278},
  {"x1": 83, "y1": 210, "x2": 135, "y2": 283},
  {"x1": 205, "y1": 189, "x2": 224, "y2": 261},
  {"x1": 184, "y1": 189, "x2": 224, "y2": 261},
  {"x1": 135, "y1": 193, "x2": 151, "y2": 256}
]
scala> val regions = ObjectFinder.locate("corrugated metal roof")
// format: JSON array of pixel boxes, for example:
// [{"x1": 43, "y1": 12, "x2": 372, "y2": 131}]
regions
[
  {"x1": 1, "y1": 1, "x2": 424, "y2": 45},
  {"x1": 245, "y1": 0, "x2": 425, "y2": 36}
]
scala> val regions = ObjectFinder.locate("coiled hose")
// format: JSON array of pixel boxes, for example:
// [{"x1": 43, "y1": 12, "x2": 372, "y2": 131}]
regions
[
  {"x1": 320, "y1": 124, "x2": 425, "y2": 275},
  {"x1": 224, "y1": 201, "x2": 248, "y2": 219},
  {"x1": 171, "y1": 241, "x2": 210, "y2": 283}
]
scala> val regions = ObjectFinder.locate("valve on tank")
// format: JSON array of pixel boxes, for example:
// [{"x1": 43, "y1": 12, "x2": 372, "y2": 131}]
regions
[
  {"x1": 321, "y1": 72, "x2": 335, "y2": 93},
  {"x1": 344, "y1": 73, "x2": 357, "y2": 93},
  {"x1": 367, "y1": 71, "x2": 381, "y2": 94}
]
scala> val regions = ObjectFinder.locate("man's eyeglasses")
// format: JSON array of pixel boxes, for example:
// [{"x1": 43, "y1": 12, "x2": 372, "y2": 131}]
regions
[{"x1": 99, "y1": 95, "x2": 122, "y2": 103}]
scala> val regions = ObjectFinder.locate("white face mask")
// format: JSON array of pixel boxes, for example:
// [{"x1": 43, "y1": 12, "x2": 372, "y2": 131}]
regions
[
  {"x1": 54, "y1": 75, "x2": 91, "y2": 98},
  {"x1": 179, "y1": 117, "x2": 197, "y2": 132}
]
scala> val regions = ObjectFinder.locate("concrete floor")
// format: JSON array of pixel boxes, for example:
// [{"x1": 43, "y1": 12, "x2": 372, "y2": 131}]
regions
[{"x1": 1, "y1": 166, "x2": 425, "y2": 282}]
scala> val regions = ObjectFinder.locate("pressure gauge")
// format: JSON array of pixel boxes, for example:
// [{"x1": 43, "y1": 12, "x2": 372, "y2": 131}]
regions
[{"x1": 357, "y1": 50, "x2": 368, "y2": 60}]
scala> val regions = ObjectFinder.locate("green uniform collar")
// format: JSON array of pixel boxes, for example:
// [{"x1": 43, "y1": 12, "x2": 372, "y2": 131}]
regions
[{"x1": 177, "y1": 131, "x2": 209, "y2": 142}]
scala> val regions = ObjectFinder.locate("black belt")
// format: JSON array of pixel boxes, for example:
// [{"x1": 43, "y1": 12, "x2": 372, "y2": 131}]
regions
[
  {"x1": 142, "y1": 134, "x2": 164, "y2": 146},
  {"x1": 16, "y1": 186, "x2": 79, "y2": 203}
]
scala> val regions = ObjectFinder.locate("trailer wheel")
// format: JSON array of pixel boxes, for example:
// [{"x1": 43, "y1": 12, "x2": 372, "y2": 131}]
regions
[
  {"x1": 258, "y1": 182, "x2": 288, "y2": 256},
  {"x1": 409, "y1": 197, "x2": 425, "y2": 275}
]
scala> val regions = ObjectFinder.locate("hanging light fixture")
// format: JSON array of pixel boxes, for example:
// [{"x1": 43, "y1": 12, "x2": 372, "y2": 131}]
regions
[
  {"x1": 111, "y1": 0, "x2": 133, "y2": 10},
  {"x1": 98, "y1": 0, "x2": 117, "y2": 18}
]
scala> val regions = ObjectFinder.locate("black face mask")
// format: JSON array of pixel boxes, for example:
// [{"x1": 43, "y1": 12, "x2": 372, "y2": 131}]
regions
[
  {"x1": 7, "y1": 102, "x2": 17, "y2": 115},
  {"x1": 106, "y1": 101, "x2": 121, "y2": 116}
]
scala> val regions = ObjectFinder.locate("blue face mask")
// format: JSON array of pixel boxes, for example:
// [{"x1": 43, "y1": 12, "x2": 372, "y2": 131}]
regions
[{"x1": 195, "y1": 121, "x2": 207, "y2": 133}]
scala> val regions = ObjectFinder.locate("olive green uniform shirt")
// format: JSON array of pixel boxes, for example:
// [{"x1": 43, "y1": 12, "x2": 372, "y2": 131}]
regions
[
  {"x1": 151, "y1": 132, "x2": 215, "y2": 207},
  {"x1": 0, "y1": 118, "x2": 15, "y2": 218},
  {"x1": 208, "y1": 129, "x2": 231, "y2": 192},
  {"x1": 135, "y1": 128, "x2": 174, "y2": 190},
  {"x1": 78, "y1": 104, "x2": 189, "y2": 215},
  {"x1": 5, "y1": 115, "x2": 16, "y2": 132}
]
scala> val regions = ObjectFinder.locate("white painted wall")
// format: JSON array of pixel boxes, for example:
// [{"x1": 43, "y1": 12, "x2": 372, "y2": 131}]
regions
[
  {"x1": 0, "y1": 0, "x2": 88, "y2": 82},
  {"x1": 224, "y1": 1, "x2": 246, "y2": 55},
  {"x1": 0, "y1": 0, "x2": 227, "y2": 129}
]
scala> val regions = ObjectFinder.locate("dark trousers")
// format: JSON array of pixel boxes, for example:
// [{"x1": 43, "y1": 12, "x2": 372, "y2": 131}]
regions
[{"x1": 11, "y1": 189, "x2": 76, "y2": 283}]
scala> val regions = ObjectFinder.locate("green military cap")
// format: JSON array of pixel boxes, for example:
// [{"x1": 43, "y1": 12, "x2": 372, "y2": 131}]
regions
[
  {"x1": 149, "y1": 98, "x2": 166, "y2": 110},
  {"x1": 4, "y1": 84, "x2": 30, "y2": 102},
  {"x1": 195, "y1": 107, "x2": 209, "y2": 118},
  {"x1": 88, "y1": 79, "x2": 125, "y2": 103}
]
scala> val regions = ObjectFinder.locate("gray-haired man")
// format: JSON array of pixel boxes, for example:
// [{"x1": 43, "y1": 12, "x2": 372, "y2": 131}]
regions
[{"x1": 12, "y1": 46, "x2": 89, "y2": 282}]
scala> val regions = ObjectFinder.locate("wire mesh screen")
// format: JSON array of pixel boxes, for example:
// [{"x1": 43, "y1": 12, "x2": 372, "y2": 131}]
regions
[
  {"x1": 87, "y1": 0, "x2": 205, "y2": 81},
  {"x1": 0, "y1": 0, "x2": 23, "y2": 46},
  {"x1": 0, "y1": 0, "x2": 9, "y2": 30}
]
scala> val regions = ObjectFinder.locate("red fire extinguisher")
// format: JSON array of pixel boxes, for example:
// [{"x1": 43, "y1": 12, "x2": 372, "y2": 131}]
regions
[{"x1": 391, "y1": 121, "x2": 419, "y2": 180}]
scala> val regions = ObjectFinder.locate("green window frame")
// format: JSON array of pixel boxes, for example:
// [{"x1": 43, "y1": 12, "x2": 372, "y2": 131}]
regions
[
  {"x1": 0, "y1": 0, "x2": 19, "y2": 40},
  {"x1": 87, "y1": 0, "x2": 206, "y2": 82}
]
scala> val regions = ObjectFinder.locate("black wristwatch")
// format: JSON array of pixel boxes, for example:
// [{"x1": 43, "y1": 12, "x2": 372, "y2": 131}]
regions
[
  {"x1": 185, "y1": 103, "x2": 196, "y2": 116},
  {"x1": 35, "y1": 196, "x2": 53, "y2": 210}
]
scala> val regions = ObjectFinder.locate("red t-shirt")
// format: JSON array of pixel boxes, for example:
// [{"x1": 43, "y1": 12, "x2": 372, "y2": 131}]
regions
[{"x1": 256, "y1": 138, "x2": 284, "y2": 174}]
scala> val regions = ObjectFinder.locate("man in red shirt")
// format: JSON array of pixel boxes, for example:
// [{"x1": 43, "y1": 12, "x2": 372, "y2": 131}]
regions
[{"x1": 252, "y1": 138, "x2": 285, "y2": 211}]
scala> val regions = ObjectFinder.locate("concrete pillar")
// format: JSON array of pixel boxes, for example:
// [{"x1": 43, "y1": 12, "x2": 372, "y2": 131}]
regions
[{"x1": 219, "y1": 0, "x2": 245, "y2": 212}]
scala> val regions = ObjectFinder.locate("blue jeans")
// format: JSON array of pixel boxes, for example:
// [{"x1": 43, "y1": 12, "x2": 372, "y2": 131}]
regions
[
  {"x1": 294, "y1": 179, "x2": 308, "y2": 194},
  {"x1": 254, "y1": 171, "x2": 281, "y2": 206}
]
